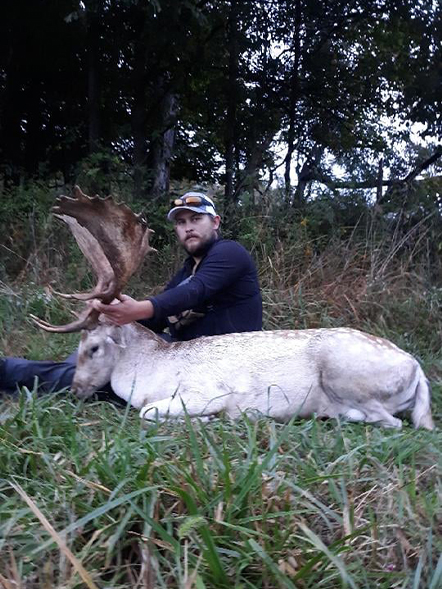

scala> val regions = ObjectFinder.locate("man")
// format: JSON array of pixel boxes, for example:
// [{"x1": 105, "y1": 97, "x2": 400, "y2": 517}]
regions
[
  {"x1": 0, "y1": 191, "x2": 262, "y2": 393},
  {"x1": 94, "y1": 192, "x2": 262, "y2": 339}
]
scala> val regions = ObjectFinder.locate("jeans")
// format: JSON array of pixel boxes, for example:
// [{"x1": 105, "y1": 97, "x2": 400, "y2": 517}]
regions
[{"x1": 0, "y1": 351, "x2": 78, "y2": 394}]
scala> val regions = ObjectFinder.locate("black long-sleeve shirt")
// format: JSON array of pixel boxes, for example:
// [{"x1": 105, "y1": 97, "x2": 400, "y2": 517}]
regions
[{"x1": 142, "y1": 239, "x2": 262, "y2": 341}]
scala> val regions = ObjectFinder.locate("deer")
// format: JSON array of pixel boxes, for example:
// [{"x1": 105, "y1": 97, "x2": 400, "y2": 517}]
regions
[{"x1": 32, "y1": 187, "x2": 435, "y2": 430}]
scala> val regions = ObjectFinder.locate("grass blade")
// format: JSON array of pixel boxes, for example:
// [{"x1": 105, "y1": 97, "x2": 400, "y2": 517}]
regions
[{"x1": 9, "y1": 480, "x2": 99, "y2": 589}]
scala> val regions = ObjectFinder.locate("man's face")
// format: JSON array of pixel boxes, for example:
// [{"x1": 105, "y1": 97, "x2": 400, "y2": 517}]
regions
[{"x1": 174, "y1": 209, "x2": 221, "y2": 258}]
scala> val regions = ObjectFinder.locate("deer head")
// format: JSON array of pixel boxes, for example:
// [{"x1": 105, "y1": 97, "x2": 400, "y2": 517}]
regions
[{"x1": 31, "y1": 186, "x2": 155, "y2": 332}]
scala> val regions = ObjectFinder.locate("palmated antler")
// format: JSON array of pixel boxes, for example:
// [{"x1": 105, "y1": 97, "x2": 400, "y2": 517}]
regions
[{"x1": 31, "y1": 186, "x2": 155, "y2": 332}]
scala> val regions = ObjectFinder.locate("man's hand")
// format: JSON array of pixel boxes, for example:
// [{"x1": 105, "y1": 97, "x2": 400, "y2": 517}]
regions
[{"x1": 92, "y1": 294, "x2": 154, "y2": 326}]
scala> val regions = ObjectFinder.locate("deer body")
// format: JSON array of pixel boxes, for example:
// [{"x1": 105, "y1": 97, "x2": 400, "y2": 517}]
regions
[{"x1": 72, "y1": 323, "x2": 434, "y2": 429}]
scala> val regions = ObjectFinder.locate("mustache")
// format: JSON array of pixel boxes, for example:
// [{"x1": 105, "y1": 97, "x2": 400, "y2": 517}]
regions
[{"x1": 185, "y1": 233, "x2": 199, "y2": 240}]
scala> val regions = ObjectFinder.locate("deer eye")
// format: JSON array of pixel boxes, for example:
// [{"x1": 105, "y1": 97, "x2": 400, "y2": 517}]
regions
[{"x1": 89, "y1": 345, "x2": 99, "y2": 357}]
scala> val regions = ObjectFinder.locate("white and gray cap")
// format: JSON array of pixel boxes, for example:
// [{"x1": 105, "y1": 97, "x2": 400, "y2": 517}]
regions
[{"x1": 167, "y1": 192, "x2": 217, "y2": 221}]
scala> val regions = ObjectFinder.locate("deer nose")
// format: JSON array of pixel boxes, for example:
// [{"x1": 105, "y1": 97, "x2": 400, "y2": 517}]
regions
[{"x1": 71, "y1": 382, "x2": 91, "y2": 399}]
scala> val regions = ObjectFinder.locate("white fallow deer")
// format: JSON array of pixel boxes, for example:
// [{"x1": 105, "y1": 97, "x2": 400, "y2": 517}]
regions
[{"x1": 33, "y1": 187, "x2": 434, "y2": 430}]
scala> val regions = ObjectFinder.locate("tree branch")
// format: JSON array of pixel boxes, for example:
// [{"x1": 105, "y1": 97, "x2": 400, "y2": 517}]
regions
[{"x1": 313, "y1": 148, "x2": 442, "y2": 191}]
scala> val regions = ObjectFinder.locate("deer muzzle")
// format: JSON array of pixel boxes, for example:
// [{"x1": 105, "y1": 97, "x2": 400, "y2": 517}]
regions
[{"x1": 71, "y1": 380, "x2": 96, "y2": 400}]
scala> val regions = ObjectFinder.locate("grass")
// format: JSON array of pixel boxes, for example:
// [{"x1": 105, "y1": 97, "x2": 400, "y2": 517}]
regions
[{"x1": 0, "y1": 391, "x2": 441, "y2": 588}]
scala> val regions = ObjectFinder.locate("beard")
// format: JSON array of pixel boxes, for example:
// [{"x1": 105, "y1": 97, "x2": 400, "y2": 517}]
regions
[{"x1": 183, "y1": 232, "x2": 218, "y2": 258}]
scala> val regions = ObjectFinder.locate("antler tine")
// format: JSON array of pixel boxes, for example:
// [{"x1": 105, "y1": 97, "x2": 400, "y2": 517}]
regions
[
  {"x1": 40, "y1": 282, "x2": 116, "y2": 303},
  {"x1": 50, "y1": 279, "x2": 117, "y2": 302},
  {"x1": 30, "y1": 307, "x2": 100, "y2": 333}
]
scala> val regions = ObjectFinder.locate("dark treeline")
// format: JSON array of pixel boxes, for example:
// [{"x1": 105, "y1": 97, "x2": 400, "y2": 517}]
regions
[{"x1": 0, "y1": 0, "x2": 441, "y2": 209}]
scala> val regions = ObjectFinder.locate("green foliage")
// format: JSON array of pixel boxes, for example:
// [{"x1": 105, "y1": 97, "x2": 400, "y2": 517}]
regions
[
  {"x1": 0, "y1": 182, "x2": 54, "y2": 219},
  {"x1": 0, "y1": 282, "x2": 78, "y2": 359},
  {"x1": 73, "y1": 150, "x2": 131, "y2": 197}
]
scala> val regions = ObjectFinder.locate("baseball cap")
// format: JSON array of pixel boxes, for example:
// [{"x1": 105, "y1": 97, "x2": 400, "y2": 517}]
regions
[{"x1": 167, "y1": 192, "x2": 217, "y2": 222}]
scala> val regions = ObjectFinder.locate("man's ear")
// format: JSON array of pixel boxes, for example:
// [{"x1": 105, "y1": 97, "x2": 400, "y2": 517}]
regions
[
  {"x1": 106, "y1": 326, "x2": 126, "y2": 348},
  {"x1": 213, "y1": 215, "x2": 221, "y2": 230}
]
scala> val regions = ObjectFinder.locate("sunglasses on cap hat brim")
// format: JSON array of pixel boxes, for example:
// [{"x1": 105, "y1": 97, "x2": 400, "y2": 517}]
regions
[{"x1": 171, "y1": 195, "x2": 214, "y2": 207}]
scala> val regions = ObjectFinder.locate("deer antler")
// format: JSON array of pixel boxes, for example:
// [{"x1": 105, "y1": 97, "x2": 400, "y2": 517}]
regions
[{"x1": 31, "y1": 186, "x2": 155, "y2": 332}]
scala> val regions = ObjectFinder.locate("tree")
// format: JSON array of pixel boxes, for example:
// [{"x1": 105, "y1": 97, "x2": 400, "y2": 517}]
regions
[{"x1": 0, "y1": 0, "x2": 440, "y2": 209}]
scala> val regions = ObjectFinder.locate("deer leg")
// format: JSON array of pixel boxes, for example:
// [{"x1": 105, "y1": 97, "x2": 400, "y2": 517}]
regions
[
  {"x1": 139, "y1": 391, "x2": 225, "y2": 421},
  {"x1": 341, "y1": 408, "x2": 367, "y2": 422},
  {"x1": 344, "y1": 401, "x2": 403, "y2": 429}
]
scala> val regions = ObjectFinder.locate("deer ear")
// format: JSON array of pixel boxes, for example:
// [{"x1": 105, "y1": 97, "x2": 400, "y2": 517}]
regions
[{"x1": 106, "y1": 327, "x2": 127, "y2": 348}]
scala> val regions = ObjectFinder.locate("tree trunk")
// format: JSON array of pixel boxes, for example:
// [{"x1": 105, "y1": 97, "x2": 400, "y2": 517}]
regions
[
  {"x1": 86, "y1": 6, "x2": 100, "y2": 154},
  {"x1": 224, "y1": 0, "x2": 239, "y2": 203},
  {"x1": 376, "y1": 157, "x2": 384, "y2": 203},
  {"x1": 150, "y1": 89, "x2": 178, "y2": 198},
  {"x1": 293, "y1": 145, "x2": 323, "y2": 206},
  {"x1": 0, "y1": 47, "x2": 23, "y2": 185},
  {"x1": 284, "y1": 0, "x2": 302, "y2": 201},
  {"x1": 235, "y1": 135, "x2": 273, "y2": 201},
  {"x1": 132, "y1": 34, "x2": 148, "y2": 199},
  {"x1": 235, "y1": 33, "x2": 277, "y2": 201},
  {"x1": 24, "y1": 80, "x2": 44, "y2": 176}
]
